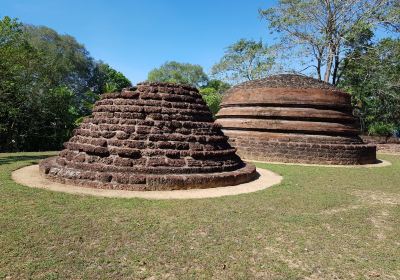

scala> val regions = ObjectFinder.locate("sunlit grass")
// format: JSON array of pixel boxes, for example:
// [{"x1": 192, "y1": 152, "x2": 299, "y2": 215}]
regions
[{"x1": 1, "y1": 152, "x2": 399, "y2": 279}]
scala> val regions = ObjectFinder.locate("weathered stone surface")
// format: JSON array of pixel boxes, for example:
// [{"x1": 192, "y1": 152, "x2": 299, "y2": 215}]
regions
[
  {"x1": 216, "y1": 74, "x2": 377, "y2": 165},
  {"x1": 361, "y1": 136, "x2": 400, "y2": 154},
  {"x1": 40, "y1": 82, "x2": 257, "y2": 190}
]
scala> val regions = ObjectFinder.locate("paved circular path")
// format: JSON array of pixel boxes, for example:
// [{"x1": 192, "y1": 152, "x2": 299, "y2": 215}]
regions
[{"x1": 12, "y1": 165, "x2": 282, "y2": 200}]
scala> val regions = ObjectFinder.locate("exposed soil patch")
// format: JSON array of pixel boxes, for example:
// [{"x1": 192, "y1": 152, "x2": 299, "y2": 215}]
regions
[{"x1": 352, "y1": 190, "x2": 400, "y2": 205}]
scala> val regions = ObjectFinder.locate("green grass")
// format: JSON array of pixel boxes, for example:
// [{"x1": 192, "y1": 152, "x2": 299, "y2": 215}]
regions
[{"x1": 1, "y1": 152, "x2": 400, "y2": 279}]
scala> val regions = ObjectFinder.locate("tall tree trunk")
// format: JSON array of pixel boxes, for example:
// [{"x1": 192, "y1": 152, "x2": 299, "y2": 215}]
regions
[
  {"x1": 317, "y1": 61, "x2": 321, "y2": 80},
  {"x1": 324, "y1": 47, "x2": 333, "y2": 83},
  {"x1": 324, "y1": 0, "x2": 334, "y2": 84},
  {"x1": 332, "y1": 47, "x2": 340, "y2": 85},
  {"x1": 317, "y1": 54, "x2": 322, "y2": 80}
]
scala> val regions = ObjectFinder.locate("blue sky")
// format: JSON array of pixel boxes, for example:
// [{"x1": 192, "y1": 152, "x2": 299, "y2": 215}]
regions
[{"x1": 2, "y1": 0, "x2": 277, "y2": 83}]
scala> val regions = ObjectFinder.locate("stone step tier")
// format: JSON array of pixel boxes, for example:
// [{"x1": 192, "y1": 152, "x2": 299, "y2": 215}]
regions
[
  {"x1": 215, "y1": 74, "x2": 377, "y2": 165},
  {"x1": 39, "y1": 82, "x2": 257, "y2": 190}
]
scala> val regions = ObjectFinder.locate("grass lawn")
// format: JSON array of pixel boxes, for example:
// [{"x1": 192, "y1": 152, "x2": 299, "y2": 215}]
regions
[{"x1": 0, "y1": 152, "x2": 399, "y2": 279}]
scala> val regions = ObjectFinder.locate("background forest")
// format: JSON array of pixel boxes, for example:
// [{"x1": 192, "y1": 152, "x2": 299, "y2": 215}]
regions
[{"x1": 1, "y1": 0, "x2": 399, "y2": 152}]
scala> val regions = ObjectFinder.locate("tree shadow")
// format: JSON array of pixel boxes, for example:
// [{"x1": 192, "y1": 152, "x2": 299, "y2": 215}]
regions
[{"x1": 0, "y1": 155, "x2": 53, "y2": 166}]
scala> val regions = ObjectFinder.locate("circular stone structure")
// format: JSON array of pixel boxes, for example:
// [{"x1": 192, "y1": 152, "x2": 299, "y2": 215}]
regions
[
  {"x1": 216, "y1": 74, "x2": 377, "y2": 165},
  {"x1": 14, "y1": 165, "x2": 281, "y2": 200},
  {"x1": 40, "y1": 82, "x2": 257, "y2": 191}
]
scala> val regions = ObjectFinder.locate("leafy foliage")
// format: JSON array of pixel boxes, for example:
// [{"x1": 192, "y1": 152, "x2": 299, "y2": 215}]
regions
[
  {"x1": 368, "y1": 122, "x2": 396, "y2": 136},
  {"x1": 199, "y1": 88, "x2": 222, "y2": 116},
  {"x1": 211, "y1": 39, "x2": 276, "y2": 84},
  {"x1": 148, "y1": 61, "x2": 208, "y2": 87},
  {"x1": 203, "y1": 79, "x2": 231, "y2": 93},
  {"x1": 339, "y1": 38, "x2": 400, "y2": 135},
  {"x1": 24, "y1": 25, "x2": 94, "y2": 96},
  {"x1": 89, "y1": 62, "x2": 131, "y2": 94},
  {"x1": 198, "y1": 80, "x2": 231, "y2": 116},
  {"x1": 260, "y1": 0, "x2": 398, "y2": 84},
  {"x1": 0, "y1": 16, "x2": 131, "y2": 152}
]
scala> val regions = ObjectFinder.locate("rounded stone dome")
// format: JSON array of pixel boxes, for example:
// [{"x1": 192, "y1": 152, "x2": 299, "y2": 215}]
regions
[
  {"x1": 216, "y1": 74, "x2": 376, "y2": 165},
  {"x1": 40, "y1": 82, "x2": 256, "y2": 190}
]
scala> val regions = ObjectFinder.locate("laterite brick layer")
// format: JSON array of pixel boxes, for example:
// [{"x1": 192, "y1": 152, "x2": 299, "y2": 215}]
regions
[
  {"x1": 39, "y1": 82, "x2": 257, "y2": 190},
  {"x1": 216, "y1": 74, "x2": 377, "y2": 165}
]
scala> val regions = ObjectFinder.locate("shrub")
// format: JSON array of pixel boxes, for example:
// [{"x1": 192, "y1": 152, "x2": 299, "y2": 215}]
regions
[
  {"x1": 368, "y1": 122, "x2": 396, "y2": 137},
  {"x1": 199, "y1": 88, "x2": 222, "y2": 116}
]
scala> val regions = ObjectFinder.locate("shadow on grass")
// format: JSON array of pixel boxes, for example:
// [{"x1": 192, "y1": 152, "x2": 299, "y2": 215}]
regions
[{"x1": 0, "y1": 155, "x2": 53, "y2": 166}]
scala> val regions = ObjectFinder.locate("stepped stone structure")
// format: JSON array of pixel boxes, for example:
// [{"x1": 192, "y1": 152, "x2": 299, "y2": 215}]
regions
[
  {"x1": 40, "y1": 82, "x2": 257, "y2": 191},
  {"x1": 216, "y1": 74, "x2": 377, "y2": 165}
]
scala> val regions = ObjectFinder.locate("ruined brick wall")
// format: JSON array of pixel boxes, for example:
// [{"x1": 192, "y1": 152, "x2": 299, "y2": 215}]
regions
[
  {"x1": 216, "y1": 74, "x2": 377, "y2": 165},
  {"x1": 372, "y1": 144, "x2": 400, "y2": 154},
  {"x1": 361, "y1": 136, "x2": 400, "y2": 154},
  {"x1": 40, "y1": 82, "x2": 256, "y2": 191}
]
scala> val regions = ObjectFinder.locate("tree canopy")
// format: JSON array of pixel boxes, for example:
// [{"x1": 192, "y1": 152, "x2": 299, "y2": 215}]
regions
[
  {"x1": 199, "y1": 80, "x2": 231, "y2": 116},
  {"x1": 0, "y1": 16, "x2": 131, "y2": 152},
  {"x1": 260, "y1": 0, "x2": 398, "y2": 84},
  {"x1": 147, "y1": 61, "x2": 208, "y2": 87},
  {"x1": 211, "y1": 39, "x2": 277, "y2": 84},
  {"x1": 24, "y1": 25, "x2": 93, "y2": 95},
  {"x1": 89, "y1": 62, "x2": 131, "y2": 94},
  {"x1": 339, "y1": 38, "x2": 400, "y2": 135},
  {"x1": 2, "y1": 0, "x2": 400, "y2": 149}
]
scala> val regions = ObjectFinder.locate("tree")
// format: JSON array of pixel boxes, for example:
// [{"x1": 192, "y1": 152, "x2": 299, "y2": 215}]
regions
[
  {"x1": 0, "y1": 16, "x2": 42, "y2": 151},
  {"x1": 0, "y1": 20, "x2": 79, "y2": 150},
  {"x1": 211, "y1": 39, "x2": 277, "y2": 84},
  {"x1": 202, "y1": 79, "x2": 231, "y2": 94},
  {"x1": 199, "y1": 87, "x2": 222, "y2": 116},
  {"x1": 147, "y1": 61, "x2": 208, "y2": 87},
  {"x1": 199, "y1": 80, "x2": 231, "y2": 116},
  {"x1": 381, "y1": 0, "x2": 400, "y2": 32},
  {"x1": 260, "y1": 0, "x2": 398, "y2": 85},
  {"x1": 0, "y1": 16, "x2": 131, "y2": 151},
  {"x1": 338, "y1": 38, "x2": 400, "y2": 134},
  {"x1": 24, "y1": 26, "x2": 131, "y2": 114},
  {"x1": 89, "y1": 62, "x2": 131, "y2": 94},
  {"x1": 21, "y1": 86, "x2": 79, "y2": 151},
  {"x1": 24, "y1": 25, "x2": 94, "y2": 96}
]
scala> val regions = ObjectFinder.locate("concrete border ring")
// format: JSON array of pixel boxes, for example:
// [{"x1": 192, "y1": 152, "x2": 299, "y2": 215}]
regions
[{"x1": 12, "y1": 165, "x2": 282, "y2": 200}]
